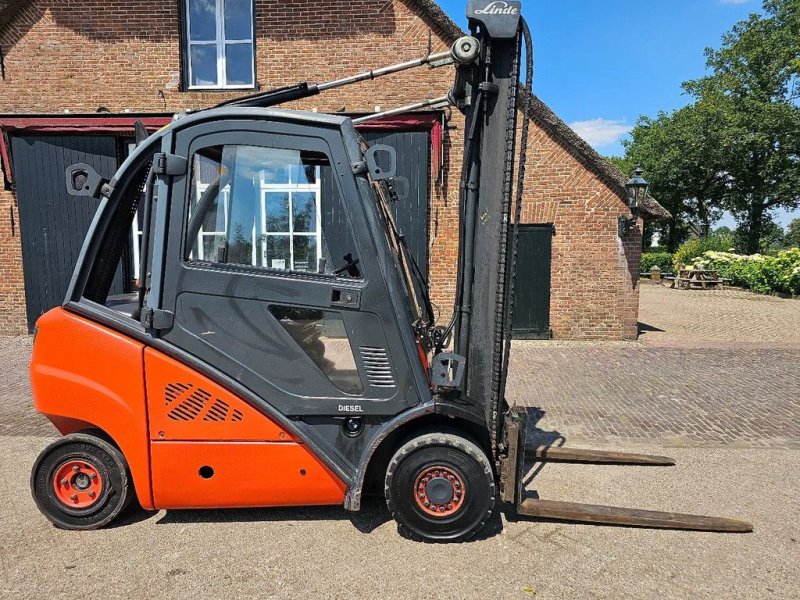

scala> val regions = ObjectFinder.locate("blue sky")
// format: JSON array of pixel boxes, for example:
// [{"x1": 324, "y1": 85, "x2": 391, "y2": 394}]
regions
[{"x1": 437, "y1": 0, "x2": 798, "y2": 228}]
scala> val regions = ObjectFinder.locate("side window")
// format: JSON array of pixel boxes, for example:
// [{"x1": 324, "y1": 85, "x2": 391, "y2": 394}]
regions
[
  {"x1": 269, "y1": 306, "x2": 363, "y2": 395},
  {"x1": 83, "y1": 152, "x2": 155, "y2": 309},
  {"x1": 185, "y1": 144, "x2": 360, "y2": 277}
]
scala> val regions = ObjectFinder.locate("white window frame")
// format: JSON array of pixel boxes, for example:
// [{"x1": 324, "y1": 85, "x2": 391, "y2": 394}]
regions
[
  {"x1": 260, "y1": 166, "x2": 322, "y2": 272},
  {"x1": 185, "y1": 164, "x2": 322, "y2": 273},
  {"x1": 185, "y1": 0, "x2": 255, "y2": 90},
  {"x1": 192, "y1": 183, "x2": 230, "y2": 261}
]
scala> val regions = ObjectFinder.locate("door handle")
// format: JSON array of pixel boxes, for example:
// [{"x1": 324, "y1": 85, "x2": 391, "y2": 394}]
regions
[{"x1": 331, "y1": 288, "x2": 361, "y2": 309}]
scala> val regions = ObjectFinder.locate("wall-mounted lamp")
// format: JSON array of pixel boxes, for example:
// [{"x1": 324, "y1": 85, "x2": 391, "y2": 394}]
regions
[{"x1": 619, "y1": 166, "x2": 649, "y2": 237}]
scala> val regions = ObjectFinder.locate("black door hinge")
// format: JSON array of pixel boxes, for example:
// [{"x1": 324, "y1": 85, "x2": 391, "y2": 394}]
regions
[
  {"x1": 142, "y1": 307, "x2": 174, "y2": 330},
  {"x1": 153, "y1": 153, "x2": 187, "y2": 176}
]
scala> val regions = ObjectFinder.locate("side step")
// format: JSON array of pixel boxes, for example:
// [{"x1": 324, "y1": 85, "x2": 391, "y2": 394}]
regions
[
  {"x1": 518, "y1": 499, "x2": 753, "y2": 533},
  {"x1": 526, "y1": 446, "x2": 675, "y2": 466}
]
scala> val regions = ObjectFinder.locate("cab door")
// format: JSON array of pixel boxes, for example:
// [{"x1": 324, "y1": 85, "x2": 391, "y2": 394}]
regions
[{"x1": 152, "y1": 117, "x2": 425, "y2": 419}]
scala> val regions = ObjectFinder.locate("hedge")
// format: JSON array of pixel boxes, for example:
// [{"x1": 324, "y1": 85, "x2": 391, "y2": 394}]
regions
[
  {"x1": 673, "y1": 232, "x2": 737, "y2": 270},
  {"x1": 641, "y1": 252, "x2": 674, "y2": 275},
  {"x1": 691, "y1": 248, "x2": 800, "y2": 296}
]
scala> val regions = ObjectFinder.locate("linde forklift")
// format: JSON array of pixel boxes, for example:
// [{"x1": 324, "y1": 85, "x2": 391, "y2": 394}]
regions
[{"x1": 29, "y1": 1, "x2": 751, "y2": 541}]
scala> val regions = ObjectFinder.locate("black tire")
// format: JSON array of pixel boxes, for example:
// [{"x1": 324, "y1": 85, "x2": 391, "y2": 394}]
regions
[
  {"x1": 30, "y1": 433, "x2": 133, "y2": 530},
  {"x1": 384, "y1": 432, "x2": 495, "y2": 543}
]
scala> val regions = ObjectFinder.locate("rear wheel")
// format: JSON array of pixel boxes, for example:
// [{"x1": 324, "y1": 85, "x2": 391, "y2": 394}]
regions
[
  {"x1": 31, "y1": 433, "x2": 133, "y2": 530},
  {"x1": 384, "y1": 432, "x2": 495, "y2": 542}
]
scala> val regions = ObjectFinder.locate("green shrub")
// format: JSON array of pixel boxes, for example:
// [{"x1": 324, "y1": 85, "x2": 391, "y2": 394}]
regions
[
  {"x1": 641, "y1": 252, "x2": 674, "y2": 274},
  {"x1": 673, "y1": 232, "x2": 737, "y2": 269},
  {"x1": 673, "y1": 239, "x2": 703, "y2": 269},
  {"x1": 691, "y1": 248, "x2": 800, "y2": 295}
]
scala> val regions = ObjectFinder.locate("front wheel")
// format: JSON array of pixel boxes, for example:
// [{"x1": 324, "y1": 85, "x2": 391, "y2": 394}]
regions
[
  {"x1": 384, "y1": 432, "x2": 495, "y2": 542},
  {"x1": 31, "y1": 433, "x2": 133, "y2": 530}
]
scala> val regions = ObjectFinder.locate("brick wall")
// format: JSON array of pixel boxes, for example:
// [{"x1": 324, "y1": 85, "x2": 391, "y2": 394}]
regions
[
  {"x1": 0, "y1": 0, "x2": 641, "y2": 339},
  {"x1": 0, "y1": 187, "x2": 27, "y2": 334},
  {"x1": 521, "y1": 118, "x2": 642, "y2": 340}
]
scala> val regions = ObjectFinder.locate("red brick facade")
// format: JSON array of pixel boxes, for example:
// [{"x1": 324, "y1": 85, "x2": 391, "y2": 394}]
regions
[{"x1": 0, "y1": 0, "x2": 645, "y2": 338}]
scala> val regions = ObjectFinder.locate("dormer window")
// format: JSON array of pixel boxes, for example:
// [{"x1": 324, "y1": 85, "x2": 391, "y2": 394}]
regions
[{"x1": 184, "y1": 0, "x2": 255, "y2": 89}]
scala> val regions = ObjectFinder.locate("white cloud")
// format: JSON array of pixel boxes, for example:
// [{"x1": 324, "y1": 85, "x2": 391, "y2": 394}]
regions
[{"x1": 568, "y1": 118, "x2": 632, "y2": 149}]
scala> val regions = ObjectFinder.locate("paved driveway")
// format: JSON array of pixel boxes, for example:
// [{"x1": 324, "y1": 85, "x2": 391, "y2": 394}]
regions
[
  {"x1": 1, "y1": 286, "x2": 798, "y2": 599},
  {"x1": 638, "y1": 284, "x2": 800, "y2": 348}
]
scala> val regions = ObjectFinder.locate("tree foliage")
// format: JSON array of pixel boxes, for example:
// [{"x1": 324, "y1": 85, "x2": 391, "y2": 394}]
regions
[
  {"x1": 786, "y1": 217, "x2": 800, "y2": 247},
  {"x1": 622, "y1": 103, "x2": 728, "y2": 250},
  {"x1": 621, "y1": 0, "x2": 800, "y2": 253}
]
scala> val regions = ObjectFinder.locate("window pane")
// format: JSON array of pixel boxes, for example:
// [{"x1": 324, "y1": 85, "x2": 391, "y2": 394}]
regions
[
  {"x1": 293, "y1": 236, "x2": 317, "y2": 272},
  {"x1": 202, "y1": 235, "x2": 227, "y2": 263},
  {"x1": 203, "y1": 189, "x2": 227, "y2": 231},
  {"x1": 190, "y1": 44, "x2": 218, "y2": 87},
  {"x1": 291, "y1": 164, "x2": 316, "y2": 185},
  {"x1": 185, "y1": 144, "x2": 358, "y2": 278},
  {"x1": 266, "y1": 236, "x2": 290, "y2": 270},
  {"x1": 225, "y1": 43, "x2": 253, "y2": 86},
  {"x1": 188, "y1": 151, "x2": 225, "y2": 260},
  {"x1": 262, "y1": 156, "x2": 290, "y2": 184},
  {"x1": 265, "y1": 192, "x2": 290, "y2": 232},
  {"x1": 189, "y1": 0, "x2": 217, "y2": 41},
  {"x1": 224, "y1": 0, "x2": 252, "y2": 40},
  {"x1": 269, "y1": 306, "x2": 363, "y2": 395},
  {"x1": 293, "y1": 192, "x2": 316, "y2": 232}
]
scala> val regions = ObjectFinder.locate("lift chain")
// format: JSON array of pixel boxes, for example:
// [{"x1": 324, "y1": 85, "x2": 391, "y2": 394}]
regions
[
  {"x1": 488, "y1": 25, "x2": 523, "y2": 458},
  {"x1": 497, "y1": 20, "x2": 533, "y2": 457}
]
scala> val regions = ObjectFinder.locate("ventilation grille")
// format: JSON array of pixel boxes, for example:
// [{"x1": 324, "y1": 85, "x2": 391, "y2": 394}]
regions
[
  {"x1": 359, "y1": 346, "x2": 395, "y2": 388},
  {"x1": 164, "y1": 383, "x2": 243, "y2": 423}
]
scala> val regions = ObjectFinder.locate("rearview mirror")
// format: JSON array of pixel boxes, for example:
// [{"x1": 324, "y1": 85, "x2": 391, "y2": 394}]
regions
[
  {"x1": 365, "y1": 144, "x2": 396, "y2": 181},
  {"x1": 65, "y1": 163, "x2": 105, "y2": 197}
]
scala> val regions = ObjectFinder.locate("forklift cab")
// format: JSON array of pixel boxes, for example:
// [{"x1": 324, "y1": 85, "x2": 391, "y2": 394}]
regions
[
  {"x1": 32, "y1": 108, "x2": 443, "y2": 526},
  {"x1": 74, "y1": 108, "x2": 432, "y2": 419}
]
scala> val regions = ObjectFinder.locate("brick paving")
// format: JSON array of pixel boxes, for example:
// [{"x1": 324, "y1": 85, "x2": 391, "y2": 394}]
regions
[
  {"x1": 0, "y1": 335, "x2": 45, "y2": 437},
  {"x1": 637, "y1": 284, "x2": 800, "y2": 348},
  {"x1": 2, "y1": 286, "x2": 798, "y2": 448},
  {"x1": 507, "y1": 285, "x2": 800, "y2": 448},
  {"x1": 506, "y1": 344, "x2": 800, "y2": 448}
]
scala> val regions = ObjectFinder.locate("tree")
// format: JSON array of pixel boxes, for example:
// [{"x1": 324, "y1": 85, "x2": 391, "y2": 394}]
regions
[
  {"x1": 713, "y1": 225, "x2": 735, "y2": 237},
  {"x1": 684, "y1": 0, "x2": 800, "y2": 254},
  {"x1": 756, "y1": 220, "x2": 786, "y2": 252},
  {"x1": 622, "y1": 103, "x2": 728, "y2": 251},
  {"x1": 606, "y1": 156, "x2": 634, "y2": 177},
  {"x1": 786, "y1": 218, "x2": 800, "y2": 248}
]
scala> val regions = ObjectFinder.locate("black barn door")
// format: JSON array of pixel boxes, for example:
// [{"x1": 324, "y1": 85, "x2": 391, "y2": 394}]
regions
[
  {"x1": 11, "y1": 135, "x2": 120, "y2": 331},
  {"x1": 513, "y1": 224, "x2": 552, "y2": 339},
  {"x1": 361, "y1": 130, "x2": 429, "y2": 276}
]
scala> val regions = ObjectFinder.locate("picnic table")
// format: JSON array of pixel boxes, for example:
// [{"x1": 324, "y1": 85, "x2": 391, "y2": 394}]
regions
[{"x1": 671, "y1": 268, "x2": 725, "y2": 289}]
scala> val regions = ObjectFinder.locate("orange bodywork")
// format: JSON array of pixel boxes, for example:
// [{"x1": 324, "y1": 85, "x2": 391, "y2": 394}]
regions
[
  {"x1": 31, "y1": 308, "x2": 346, "y2": 511},
  {"x1": 150, "y1": 442, "x2": 345, "y2": 508},
  {"x1": 31, "y1": 308, "x2": 154, "y2": 508},
  {"x1": 144, "y1": 349, "x2": 295, "y2": 442}
]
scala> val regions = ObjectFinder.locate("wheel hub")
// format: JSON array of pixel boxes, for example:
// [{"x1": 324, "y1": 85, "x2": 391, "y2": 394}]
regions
[
  {"x1": 52, "y1": 460, "x2": 103, "y2": 509},
  {"x1": 425, "y1": 477, "x2": 454, "y2": 504},
  {"x1": 414, "y1": 466, "x2": 465, "y2": 517}
]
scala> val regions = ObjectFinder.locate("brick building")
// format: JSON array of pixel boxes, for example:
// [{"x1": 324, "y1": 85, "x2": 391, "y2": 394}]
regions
[{"x1": 0, "y1": 0, "x2": 668, "y2": 338}]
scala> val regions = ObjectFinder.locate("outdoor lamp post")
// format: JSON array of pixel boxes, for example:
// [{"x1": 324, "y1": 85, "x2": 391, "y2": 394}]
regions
[{"x1": 619, "y1": 166, "x2": 649, "y2": 238}]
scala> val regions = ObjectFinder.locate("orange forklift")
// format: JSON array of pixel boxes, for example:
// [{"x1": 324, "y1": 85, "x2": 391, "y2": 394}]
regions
[{"x1": 29, "y1": 1, "x2": 751, "y2": 541}]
